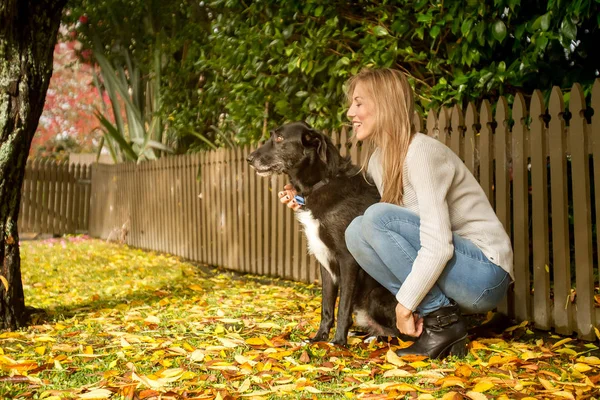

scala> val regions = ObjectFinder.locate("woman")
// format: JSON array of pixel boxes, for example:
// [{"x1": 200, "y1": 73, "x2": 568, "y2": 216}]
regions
[{"x1": 280, "y1": 68, "x2": 513, "y2": 359}]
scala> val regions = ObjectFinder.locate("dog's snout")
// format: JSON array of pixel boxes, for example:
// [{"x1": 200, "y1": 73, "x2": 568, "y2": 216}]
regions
[{"x1": 246, "y1": 153, "x2": 255, "y2": 164}]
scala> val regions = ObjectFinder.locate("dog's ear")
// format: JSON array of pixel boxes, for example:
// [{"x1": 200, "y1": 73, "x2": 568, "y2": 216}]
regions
[{"x1": 301, "y1": 128, "x2": 327, "y2": 163}]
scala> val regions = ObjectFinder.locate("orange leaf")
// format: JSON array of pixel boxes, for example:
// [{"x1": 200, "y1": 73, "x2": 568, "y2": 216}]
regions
[
  {"x1": 455, "y1": 364, "x2": 472, "y2": 377},
  {"x1": 441, "y1": 392, "x2": 463, "y2": 400},
  {"x1": 299, "y1": 350, "x2": 310, "y2": 363}
]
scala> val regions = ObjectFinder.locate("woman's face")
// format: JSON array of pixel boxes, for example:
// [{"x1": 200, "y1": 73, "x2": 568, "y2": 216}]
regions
[{"x1": 347, "y1": 81, "x2": 376, "y2": 141}]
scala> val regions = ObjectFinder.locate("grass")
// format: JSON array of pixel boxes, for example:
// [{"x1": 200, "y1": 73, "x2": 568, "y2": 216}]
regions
[{"x1": 0, "y1": 235, "x2": 598, "y2": 399}]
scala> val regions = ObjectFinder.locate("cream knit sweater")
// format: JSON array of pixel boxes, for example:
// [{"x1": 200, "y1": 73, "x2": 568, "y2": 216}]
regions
[{"x1": 368, "y1": 133, "x2": 514, "y2": 311}]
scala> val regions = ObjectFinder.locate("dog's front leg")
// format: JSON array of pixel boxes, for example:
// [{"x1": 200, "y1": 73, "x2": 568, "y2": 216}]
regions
[
  {"x1": 310, "y1": 264, "x2": 338, "y2": 343},
  {"x1": 330, "y1": 256, "x2": 359, "y2": 346}
]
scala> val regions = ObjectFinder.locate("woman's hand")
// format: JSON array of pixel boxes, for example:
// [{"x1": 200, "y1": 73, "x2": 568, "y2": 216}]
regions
[
  {"x1": 278, "y1": 183, "x2": 302, "y2": 211},
  {"x1": 395, "y1": 303, "x2": 423, "y2": 337}
]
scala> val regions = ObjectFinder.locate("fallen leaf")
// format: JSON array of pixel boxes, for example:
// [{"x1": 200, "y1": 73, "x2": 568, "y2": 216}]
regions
[
  {"x1": 472, "y1": 380, "x2": 494, "y2": 393},
  {"x1": 385, "y1": 349, "x2": 406, "y2": 367},
  {"x1": 441, "y1": 392, "x2": 463, "y2": 400},
  {"x1": 78, "y1": 388, "x2": 113, "y2": 399},
  {"x1": 383, "y1": 368, "x2": 413, "y2": 378},
  {"x1": 465, "y1": 391, "x2": 488, "y2": 400}
]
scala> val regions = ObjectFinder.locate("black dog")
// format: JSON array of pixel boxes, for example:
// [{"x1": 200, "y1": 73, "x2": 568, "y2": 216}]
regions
[{"x1": 247, "y1": 121, "x2": 400, "y2": 345}]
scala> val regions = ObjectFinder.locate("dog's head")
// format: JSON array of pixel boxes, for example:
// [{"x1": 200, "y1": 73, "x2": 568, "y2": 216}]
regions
[{"x1": 246, "y1": 121, "x2": 329, "y2": 177}]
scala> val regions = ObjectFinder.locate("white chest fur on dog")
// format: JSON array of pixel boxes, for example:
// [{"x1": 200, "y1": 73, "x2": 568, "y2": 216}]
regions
[{"x1": 295, "y1": 210, "x2": 336, "y2": 283}]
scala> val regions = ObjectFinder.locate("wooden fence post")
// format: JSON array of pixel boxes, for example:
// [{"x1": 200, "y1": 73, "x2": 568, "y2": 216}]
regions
[
  {"x1": 512, "y1": 93, "x2": 531, "y2": 322},
  {"x1": 569, "y1": 83, "x2": 595, "y2": 340}
]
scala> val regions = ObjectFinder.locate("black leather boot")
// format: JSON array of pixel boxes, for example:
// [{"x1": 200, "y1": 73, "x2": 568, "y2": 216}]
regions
[{"x1": 395, "y1": 301, "x2": 468, "y2": 359}]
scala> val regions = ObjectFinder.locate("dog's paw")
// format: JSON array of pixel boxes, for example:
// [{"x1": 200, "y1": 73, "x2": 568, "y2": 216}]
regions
[
  {"x1": 308, "y1": 331, "x2": 330, "y2": 343},
  {"x1": 330, "y1": 338, "x2": 348, "y2": 347}
]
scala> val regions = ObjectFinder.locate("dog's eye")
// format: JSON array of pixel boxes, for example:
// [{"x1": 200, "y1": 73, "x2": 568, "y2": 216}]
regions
[{"x1": 275, "y1": 135, "x2": 284, "y2": 143}]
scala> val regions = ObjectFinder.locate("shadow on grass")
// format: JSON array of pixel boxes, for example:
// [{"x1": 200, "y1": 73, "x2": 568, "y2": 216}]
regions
[{"x1": 24, "y1": 262, "x2": 321, "y2": 326}]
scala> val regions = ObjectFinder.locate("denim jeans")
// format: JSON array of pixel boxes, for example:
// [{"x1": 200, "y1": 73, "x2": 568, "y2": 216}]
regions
[{"x1": 345, "y1": 203, "x2": 510, "y2": 316}]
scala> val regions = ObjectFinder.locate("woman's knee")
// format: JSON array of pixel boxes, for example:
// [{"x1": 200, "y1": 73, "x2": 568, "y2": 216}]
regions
[
  {"x1": 344, "y1": 216, "x2": 363, "y2": 254},
  {"x1": 361, "y1": 203, "x2": 418, "y2": 236}
]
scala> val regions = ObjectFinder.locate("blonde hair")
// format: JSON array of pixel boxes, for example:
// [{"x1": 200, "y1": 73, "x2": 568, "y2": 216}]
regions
[{"x1": 346, "y1": 68, "x2": 416, "y2": 205}]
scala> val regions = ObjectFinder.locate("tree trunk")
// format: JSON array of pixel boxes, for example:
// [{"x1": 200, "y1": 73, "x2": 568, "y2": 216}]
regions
[{"x1": 0, "y1": 0, "x2": 66, "y2": 330}]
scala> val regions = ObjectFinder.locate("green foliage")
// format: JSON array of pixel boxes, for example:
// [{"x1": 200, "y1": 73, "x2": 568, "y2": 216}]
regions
[{"x1": 67, "y1": 0, "x2": 600, "y2": 147}]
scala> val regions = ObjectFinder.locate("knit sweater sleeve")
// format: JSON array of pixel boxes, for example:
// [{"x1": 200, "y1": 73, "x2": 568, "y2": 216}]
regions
[{"x1": 395, "y1": 145, "x2": 455, "y2": 311}]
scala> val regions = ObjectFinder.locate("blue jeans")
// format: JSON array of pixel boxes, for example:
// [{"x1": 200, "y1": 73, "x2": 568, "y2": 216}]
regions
[{"x1": 345, "y1": 203, "x2": 510, "y2": 316}]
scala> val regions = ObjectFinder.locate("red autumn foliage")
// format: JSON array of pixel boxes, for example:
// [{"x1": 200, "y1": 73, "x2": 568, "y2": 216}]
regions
[{"x1": 31, "y1": 35, "x2": 114, "y2": 160}]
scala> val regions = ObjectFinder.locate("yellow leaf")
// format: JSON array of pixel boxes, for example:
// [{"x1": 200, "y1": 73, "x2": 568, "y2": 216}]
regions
[
  {"x1": 34, "y1": 346, "x2": 46, "y2": 356},
  {"x1": 472, "y1": 380, "x2": 494, "y2": 393},
  {"x1": 78, "y1": 389, "x2": 113, "y2": 399},
  {"x1": 383, "y1": 368, "x2": 413, "y2": 378},
  {"x1": 455, "y1": 364, "x2": 472, "y2": 377},
  {"x1": 437, "y1": 377, "x2": 466, "y2": 388},
  {"x1": 594, "y1": 326, "x2": 600, "y2": 341},
  {"x1": 84, "y1": 345, "x2": 93, "y2": 355},
  {"x1": 260, "y1": 336, "x2": 274, "y2": 347},
  {"x1": 385, "y1": 349, "x2": 406, "y2": 367},
  {"x1": 34, "y1": 336, "x2": 56, "y2": 343},
  {"x1": 245, "y1": 337, "x2": 264, "y2": 346},
  {"x1": 235, "y1": 354, "x2": 257, "y2": 365},
  {"x1": 132, "y1": 371, "x2": 163, "y2": 389},
  {"x1": 256, "y1": 322, "x2": 281, "y2": 329},
  {"x1": 217, "y1": 337, "x2": 239, "y2": 348},
  {"x1": 488, "y1": 355, "x2": 504, "y2": 365},
  {"x1": 160, "y1": 368, "x2": 184, "y2": 379},
  {"x1": 520, "y1": 351, "x2": 538, "y2": 360},
  {"x1": 183, "y1": 342, "x2": 195, "y2": 352},
  {"x1": 261, "y1": 361, "x2": 272, "y2": 371},
  {"x1": 385, "y1": 383, "x2": 422, "y2": 392},
  {"x1": 470, "y1": 341, "x2": 488, "y2": 350},
  {"x1": 505, "y1": 320, "x2": 528, "y2": 332},
  {"x1": 167, "y1": 346, "x2": 187, "y2": 355},
  {"x1": 181, "y1": 371, "x2": 196, "y2": 380},
  {"x1": 304, "y1": 386, "x2": 322, "y2": 394},
  {"x1": 0, "y1": 275, "x2": 9, "y2": 291},
  {"x1": 238, "y1": 378, "x2": 251, "y2": 393},
  {"x1": 54, "y1": 360, "x2": 63, "y2": 370},
  {"x1": 410, "y1": 361, "x2": 430, "y2": 369},
  {"x1": 555, "y1": 348, "x2": 578, "y2": 356},
  {"x1": 214, "y1": 324, "x2": 225, "y2": 335},
  {"x1": 188, "y1": 284, "x2": 203, "y2": 291},
  {"x1": 289, "y1": 364, "x2": 314, "y2": 372},
  {"x1": 538, "y1": 377, "x2": 555, "y2": 390},
  {"x1": 551, "y1": 338, "x2": 573, "y2": 348},
  {"x1": 572, "y1": 363, "x2": 592, "y2": 372},
  {"x1": 189, "y1": 350, "x2": 204, "y2": 362},
  {"x1": 120, "y1": 337, "x2": 131, "y2": 348},
  {"x1": 577, "y1": 356, "x2": 600, "y2": 365},
  {"x1": 465, "y1": 391, "x2": 488, "y2": 400},
  {"x1": 144, "y1": 315, "x2": 160, "y2": 324},
  {"x1": 441, "y1": 392, "x2": 463, "y2": 400},
  {"x1": 552, "y1": 391, "x2": 575, "y2": 400}
]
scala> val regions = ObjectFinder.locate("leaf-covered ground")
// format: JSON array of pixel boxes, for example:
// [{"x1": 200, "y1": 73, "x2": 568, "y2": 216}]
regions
[{"x1": 1, "y1": 236, "x2": 599, "y2": 399}]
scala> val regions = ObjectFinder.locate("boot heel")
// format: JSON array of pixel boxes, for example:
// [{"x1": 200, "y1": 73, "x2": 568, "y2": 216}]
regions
[{"x1": 449, "y1": 337, "x2": 468, "y2": 357}]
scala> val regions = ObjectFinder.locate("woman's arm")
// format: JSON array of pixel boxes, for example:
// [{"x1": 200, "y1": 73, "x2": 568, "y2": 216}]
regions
[{"x1": 395, "y1": 146, "x2": 456, "y2": 312}]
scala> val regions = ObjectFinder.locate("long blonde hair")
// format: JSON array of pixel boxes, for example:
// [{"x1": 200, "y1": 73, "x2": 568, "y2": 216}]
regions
[{"x1": 346, "y1": 68, "x2": 416, "y2": 205}]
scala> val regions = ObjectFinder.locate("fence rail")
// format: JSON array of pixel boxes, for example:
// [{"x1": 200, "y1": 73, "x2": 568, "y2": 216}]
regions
[
  {"x1": 21, "y1": 80, "x2": 600, "y2": 339},
  {"x1": 18, "y1": 160, "x2": 91, "y2": 236}
]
